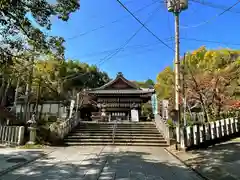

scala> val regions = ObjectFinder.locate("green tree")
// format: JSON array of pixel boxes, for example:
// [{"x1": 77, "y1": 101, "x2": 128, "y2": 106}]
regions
[
  {"x1": 0, "y1": 0, "x2": 80, "y2": 55},
  {"x1": 133, "y1": 79, "x2": 155, "y2": 88},
  {"x1": 155, "y1": 46, "x2": 240, "y2": 121},
  {"x1": 155, "y1": 66, "x2": 174, "y2": 100}
]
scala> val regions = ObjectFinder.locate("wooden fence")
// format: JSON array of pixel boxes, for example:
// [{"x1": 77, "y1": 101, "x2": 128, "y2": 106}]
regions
[
  {"x1": 177, "y1": 117, "x2": 240, "y2": 150},
  {"x1": 0, "y1": 126, "x2": 25, "y2": 145}
]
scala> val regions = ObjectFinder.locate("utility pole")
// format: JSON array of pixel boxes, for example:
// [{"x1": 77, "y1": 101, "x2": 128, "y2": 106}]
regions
[
  {"x1": 182, "y1": 53, "x2": 187, "y2": 126},
  {"x1": 166, "y1": 0, "x2": 188, "y2": 149}
]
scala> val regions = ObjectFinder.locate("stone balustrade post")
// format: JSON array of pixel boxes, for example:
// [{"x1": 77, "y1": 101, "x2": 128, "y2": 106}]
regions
[
  {"x1": 17, "y1": 126, "x2": 25, "y2": 145},
  {"x1": 165, "y1": 124, "x2": 170, "y2": 145},
  {"x1": 27, "y1": 127, "x2": 37, "y2": 145}
]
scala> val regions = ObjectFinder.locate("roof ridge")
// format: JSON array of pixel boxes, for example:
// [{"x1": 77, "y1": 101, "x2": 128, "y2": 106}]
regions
[{"x1": 94, "y1": 72, "x2": 140, "y2": 90}]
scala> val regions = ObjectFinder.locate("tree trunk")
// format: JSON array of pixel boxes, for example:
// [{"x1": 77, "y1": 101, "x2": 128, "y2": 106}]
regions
[
  {"x1": 1, "y1": 78, "x2": 11, "y2": 106},
  {"x1": 35, "y1": 79, "x2": 41, "y2": 119},
  {"x1": 13, "y1": 78, "x2": 20, "y2": 109},
  {"x1": 0, "y1": 78, "x2": 6, "y2": 103}
]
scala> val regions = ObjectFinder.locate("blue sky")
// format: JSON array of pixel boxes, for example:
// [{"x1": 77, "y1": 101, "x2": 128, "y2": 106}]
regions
[{"x1": 48, "y1": 0, "x2": 240, "y2": 81}]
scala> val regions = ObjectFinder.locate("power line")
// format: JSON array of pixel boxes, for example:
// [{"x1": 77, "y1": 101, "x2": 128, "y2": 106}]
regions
[
  {"x1": 95, "y1": 42, "x2": 173, "y2": 60},
  {"x1": 75, "y1": 37, "x2": 174, "y2": 59},
  {"x1": 190, "y1": 0, "x2": 240, "y2": 14},
  {"x1": 66, "y1": 0, "x2": 160, "y2": 41},
  {"x1": 67, "y1": 37, "x2": 240, "y2": 62},
  {"x1": 9, "y1": 6, "x2": 164, "y2": 93},
  {"x1": 86, "y1": 37, "x2": 240, "y2": 62},
  {"x1": 116, "y1": 0, "x2": 175, "y2": 52},
  {"x1": 167, "y1": 12, "x2": 174, "y2": 49},
  {"x1": 64, "y1": 35, "x2": 240, "y2": 89},
  {"x1": 181, "y1": 0, "x2": 240, "y2": 29},
  {"x1": 180, "y1": 37, "x2": 240, "y2": 46},
  {"x1": 98, "y1": 5, "x2": 161, "y2": 66},
  {"x1": 59, "y1": 5, "x2": 162, "y2": 89}
]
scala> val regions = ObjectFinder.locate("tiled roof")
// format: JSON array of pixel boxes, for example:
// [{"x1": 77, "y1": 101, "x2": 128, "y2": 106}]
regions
[
  {"x1": 87, "y1": 72, "x2": 155, "y2": 95},
  {"x1": 88, "y1": 89, "x2": 155, "y2": 94},
  {"x1": 95, "y1": 72, "x2": 139, "y2": 90}
]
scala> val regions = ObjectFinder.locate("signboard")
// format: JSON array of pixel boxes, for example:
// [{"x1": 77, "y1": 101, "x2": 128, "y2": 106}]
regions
[
  {"x1": 69, "y1": 100, "x2": 75, "y2": 118},
  {"x1": 162, "y1": 100, "x2": 169, "y2": 120},
  {"x1": 131, "y1": 109, "x2": 139, "y2": 122},
  {"x1": 151, "y1": 94, "x2": 158, "y2": 115}
]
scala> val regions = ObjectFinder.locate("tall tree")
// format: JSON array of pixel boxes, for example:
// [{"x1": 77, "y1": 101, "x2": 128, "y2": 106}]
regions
[
  {"x1": 0, "y1": 0, "x2": 80, "y2": 56},
  {"x1": 133, "y1": 79, "x2": 155, "y2": 88},
  {"x1": 155, "y1": 46, "x2": 240, "y2": 121}
]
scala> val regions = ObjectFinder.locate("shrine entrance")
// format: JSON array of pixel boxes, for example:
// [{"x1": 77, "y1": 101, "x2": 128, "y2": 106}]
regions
[{"x1": 86, "y1": 72, "x2": 155, "y2": 122}]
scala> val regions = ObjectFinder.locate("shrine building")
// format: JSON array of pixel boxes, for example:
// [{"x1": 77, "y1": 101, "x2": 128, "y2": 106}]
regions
[{"x1": 87, "y1": 72, "x2": 155, "y2": 121}]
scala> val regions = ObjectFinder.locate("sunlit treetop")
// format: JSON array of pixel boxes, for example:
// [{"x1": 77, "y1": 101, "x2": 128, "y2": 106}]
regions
[{"x1": 0, "y1": 0, "x2": 80, "y2": 57}]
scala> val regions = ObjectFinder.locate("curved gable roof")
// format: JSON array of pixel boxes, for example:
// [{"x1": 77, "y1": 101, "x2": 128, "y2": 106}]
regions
[{"x1": 95, "y1": 72, "x2": 140, "y2": 90}]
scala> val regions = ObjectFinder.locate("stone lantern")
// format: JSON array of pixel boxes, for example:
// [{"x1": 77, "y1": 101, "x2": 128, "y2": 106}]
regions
[{"x1": 27, "y1": 113, "x2": 37, "y2": 145}]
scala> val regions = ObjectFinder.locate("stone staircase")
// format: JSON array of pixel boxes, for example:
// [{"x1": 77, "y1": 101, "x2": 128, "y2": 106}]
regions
[{"x1": 64, "y1": 122, "x2": 168, "y2": 146}]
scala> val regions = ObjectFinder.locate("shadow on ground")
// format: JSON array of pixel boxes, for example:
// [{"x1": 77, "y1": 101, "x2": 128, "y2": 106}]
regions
[
  {"x1": 184, "y1": 140, "x2": 240, "y2": 180},
  {"x1": 0, "y1": 147, "x2": 201, "y2": 180},
  {"x1": 0, "y1": 149, "x2": 48, "y2": 175}
]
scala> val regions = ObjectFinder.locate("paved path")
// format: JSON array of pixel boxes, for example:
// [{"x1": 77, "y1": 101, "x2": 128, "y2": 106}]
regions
[
  {"x1": 0, "y1": 146, "x2": 203, "y2": 180},
  {"x1": 167, "y1": 139, "x2": 240, "y2": 180},
  {"x1": 0, "y1": 147, "x2": 53, "y2": 175}
]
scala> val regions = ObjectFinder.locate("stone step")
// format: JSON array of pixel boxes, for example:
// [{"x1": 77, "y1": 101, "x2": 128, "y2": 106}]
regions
[
  {"x1": 78, "y1": 126, "x2": 157, "y2": 130},
  {"x1": 75, "y1": 127, "x2": 156, "y2": 130},
  {"x1": 79, "y1": 123, "x2": 156, "y2": 126},
  {"x1": 65, "y1": 122, "x2": 167, "y2": 147},
  {"x1": 73, "y1": 130, "x2": 160, "y2": 133},
  {"x1": 79, "y1": 124, "x2": 155, "y2": 127},
  {"x1": 80, "y1": 123, "x2": 155, "y2": 125},
  {"x1": 80, "y1": 121, "x2": 155, "y2": 124},
  {"x1": 66, "y1": 135, "x2": 165, "y2": 140},
  {"x1": 68, "y1": 133, "x2": 164, "y2": 137},
  {"x1": 71, "y1": 132, "x2": 161, "y2": 136},
  {"x1": 65, "y1": 142, "x2": 168, "y2": 147},
  {"x1": 73, "y1": 131, "x2": 160, "y2": 134},
  {"x1": 64, "y1": 138, "x2": 167, "y2": 143}
]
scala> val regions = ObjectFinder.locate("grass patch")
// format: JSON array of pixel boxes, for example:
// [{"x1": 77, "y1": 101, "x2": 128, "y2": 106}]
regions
[
  {"x1": 231, "y1": 137, "x2": 240, "y2": 142},
  {"x1": 18, "y1": 144, "x2": 45, "y2": 149}
]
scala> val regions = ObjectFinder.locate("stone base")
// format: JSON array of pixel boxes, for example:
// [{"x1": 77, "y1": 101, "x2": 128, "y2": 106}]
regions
[{"x1": 26, "y1": 141, "x2": 36, "y2": 145}]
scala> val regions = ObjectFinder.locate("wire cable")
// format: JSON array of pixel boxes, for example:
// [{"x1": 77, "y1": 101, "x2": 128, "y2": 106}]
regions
[
  {"x1": 181, "y1": 0, "x2": 240, "y2": 29},
  {"x1": 180, "y1": 37, "x2": 240, "y2": 46},
  {"x1": 50, "y1": 4, "x2": 161, "y2": 90},
  {"x1": 97, "y1": 5, "x2": 161, "y2": 66},
  {"x1": 190, "y1": 0, "x2": 240, "y2": 14},
  {"x1": 66, "y1": 0, "x2": 160, "y2": 41},
  {"x1": 116, "y1": 0, "x2": 175, "y2": 52},
  {"x1": 78, "y1": 37, "x2": 174, "y2": 60}
]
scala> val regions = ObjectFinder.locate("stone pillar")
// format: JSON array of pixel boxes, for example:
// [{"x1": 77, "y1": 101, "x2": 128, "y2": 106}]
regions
[
  {"x1": 162, "y1": 100, "x2": 169, "y2": 120},
  {"x1": 27, "y1": 127, "x2": 37, "y2": 145},
  {"x1": 17, "y1": 126, "x2": 25, "y2": 145},
  {"x1": 69, "y1": 100, "x2": 75, "y2": 118}
]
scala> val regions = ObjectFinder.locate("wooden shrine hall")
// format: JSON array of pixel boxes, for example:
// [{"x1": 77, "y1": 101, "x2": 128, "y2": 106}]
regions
[{"x1": 87, "y1": 72, "x2": 155, "y2": 121}]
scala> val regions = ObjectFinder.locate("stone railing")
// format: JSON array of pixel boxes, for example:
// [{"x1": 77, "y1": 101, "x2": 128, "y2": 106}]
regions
[
  {"x1": 49, "y1": 114, "x2": 80, "y2": 140},
  {"x1": 0, "y1": 125, "x2": 25, "y2": 145},
  {"x1": 177, "y1": 117, "x2": 240, "y2": 150},
  {"x1": 154, "y1": 114, "x2": 172, "y2": 145}
]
